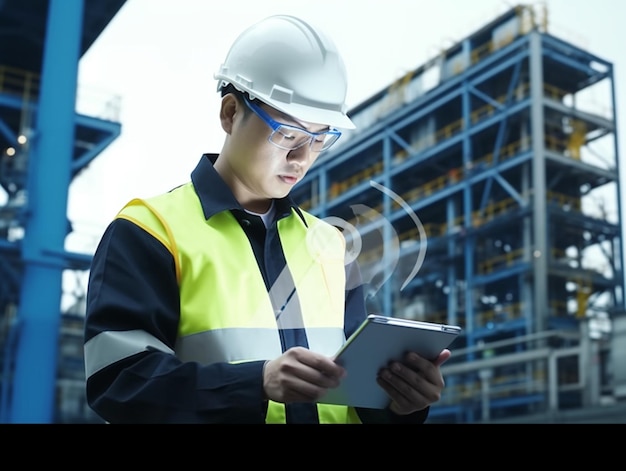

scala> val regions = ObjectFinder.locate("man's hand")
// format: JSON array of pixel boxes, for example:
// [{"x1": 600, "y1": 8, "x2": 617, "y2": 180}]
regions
[
  {"x1": 376, "y1": 349, "x2": 452, "y2": 415},
  {"x1": 263, "y1": 347, "x2": 347, "y2": 404}
]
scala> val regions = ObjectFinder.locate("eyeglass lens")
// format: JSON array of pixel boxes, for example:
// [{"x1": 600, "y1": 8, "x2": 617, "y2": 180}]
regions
[{"x1": 269, "y1": 126, "x2": 340, "y2": 152}]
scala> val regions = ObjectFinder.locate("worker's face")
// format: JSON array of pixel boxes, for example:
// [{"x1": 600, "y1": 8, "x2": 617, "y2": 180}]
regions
[{"x1": 225, "y1": 95, "x2": 328, "y2": 203}]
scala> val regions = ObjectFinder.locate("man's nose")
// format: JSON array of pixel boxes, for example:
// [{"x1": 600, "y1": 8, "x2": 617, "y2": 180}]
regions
[{"x1": 287, "y1": 143, "x2": 315, "y2": 162}]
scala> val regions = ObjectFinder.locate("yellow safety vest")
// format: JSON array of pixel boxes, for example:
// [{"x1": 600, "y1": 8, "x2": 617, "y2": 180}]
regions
[{"x1": 117, "y1": 182, "x2": 361, "y2": 424}]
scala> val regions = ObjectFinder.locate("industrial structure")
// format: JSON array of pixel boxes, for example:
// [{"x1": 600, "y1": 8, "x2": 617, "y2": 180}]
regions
[
  {"x1": 0, "y1": 0, "x2": 126, "y2": 423},
  {"x1": 293, "y1": 4, "x2": 626, "y2": 423},
  {"x1": 1, "y1": 2, "x2": 625, "y2": 423}
]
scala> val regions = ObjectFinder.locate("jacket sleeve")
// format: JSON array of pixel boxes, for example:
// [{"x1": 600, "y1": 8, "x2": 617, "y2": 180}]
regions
[{"x1": 84, "y1": 218, "x2": 269, "y2": 423}]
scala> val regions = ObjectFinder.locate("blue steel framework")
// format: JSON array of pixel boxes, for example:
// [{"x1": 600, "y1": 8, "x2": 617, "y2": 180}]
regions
[
  {"x1": 293, "y1": 5, "x2": 625, "y2": 422},
  {"x1": 0, "y1": 0, "x2": 125, "y2": 423}
]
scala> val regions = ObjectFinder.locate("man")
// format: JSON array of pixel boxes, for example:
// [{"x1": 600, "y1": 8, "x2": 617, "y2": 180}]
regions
[{"x1": 83, "y1": 14, "x2": 450, "y2": 424}]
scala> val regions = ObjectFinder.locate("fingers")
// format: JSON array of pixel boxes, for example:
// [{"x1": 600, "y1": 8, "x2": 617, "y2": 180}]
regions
[
  {"x1": 434, "y1": 349, "x2": 452, "y2": 367},
  {"x1": 263, "y1": 347, "x2": 346, "y2": 404},
  {"x1": 377, "y1": 351, "x2": 448, "y2": 415}
]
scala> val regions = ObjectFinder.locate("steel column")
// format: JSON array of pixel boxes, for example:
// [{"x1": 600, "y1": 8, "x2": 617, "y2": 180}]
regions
[{"x1": 9, "y1": 0, "x2": 84, "y2": 423}]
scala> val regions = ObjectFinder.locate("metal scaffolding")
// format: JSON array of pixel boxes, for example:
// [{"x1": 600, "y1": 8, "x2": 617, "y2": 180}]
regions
[
  {"x1": 0, "y1": 0, "x2": 125, "y2": 423},
  {"x1": 293, "y1": 4, "x2": 626, "y2": 423}
]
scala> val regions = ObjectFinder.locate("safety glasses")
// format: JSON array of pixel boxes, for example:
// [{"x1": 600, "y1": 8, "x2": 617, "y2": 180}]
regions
[{"x1": 243, "y1": 96, "x2": 341, "y2": 152}]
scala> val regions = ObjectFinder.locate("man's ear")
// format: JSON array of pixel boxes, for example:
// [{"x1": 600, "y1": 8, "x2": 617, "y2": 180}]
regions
[{"x1": 219, "y1": 94, "x2": 238, "y2": 134}]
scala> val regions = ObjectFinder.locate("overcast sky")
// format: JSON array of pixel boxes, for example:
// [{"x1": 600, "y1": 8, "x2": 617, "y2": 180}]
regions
[{"x1": 63, "y1": 0, "x2": 625, "y2": 252}]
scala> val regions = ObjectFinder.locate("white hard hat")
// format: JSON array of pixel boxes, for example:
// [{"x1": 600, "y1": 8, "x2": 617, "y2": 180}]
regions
[{"x1": 215, "y1": 15, "x2": 355, "y2": 130}]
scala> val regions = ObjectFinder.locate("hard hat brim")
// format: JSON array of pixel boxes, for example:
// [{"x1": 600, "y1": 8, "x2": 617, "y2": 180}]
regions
[
  {"x1": 217, "y1": 78, "x2": 356, "y2": 130},
  {"x1": 269, "y1": 99, "x2": 356, "y2": 130}
]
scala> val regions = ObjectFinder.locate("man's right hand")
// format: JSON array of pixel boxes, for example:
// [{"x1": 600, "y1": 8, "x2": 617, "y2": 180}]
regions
[{"x1": 263, "y1": 347, "x2": 346, "y2": 403}]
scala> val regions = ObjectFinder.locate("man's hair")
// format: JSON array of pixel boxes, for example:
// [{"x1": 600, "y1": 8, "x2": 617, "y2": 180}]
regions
[
  {"x1": 220, "y1": 82, "x2": 239, "y2": 98},
  {"x1": 220, "y1": 83, "x2": 251, "y2": 118}
]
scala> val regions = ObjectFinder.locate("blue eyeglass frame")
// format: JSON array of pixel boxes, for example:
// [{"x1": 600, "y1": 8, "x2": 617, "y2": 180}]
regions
[{"x1": 242, "y1": 96, "x2": 342, "y2": 151}]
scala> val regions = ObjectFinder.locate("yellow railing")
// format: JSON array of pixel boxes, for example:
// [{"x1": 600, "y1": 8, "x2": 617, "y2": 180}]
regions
[
  {"x1": 0, "y1": 64, "x2": 122, "y2": 122},
  {"x1": 0, "y1": 65, "x2": 40, "y2": 100}
]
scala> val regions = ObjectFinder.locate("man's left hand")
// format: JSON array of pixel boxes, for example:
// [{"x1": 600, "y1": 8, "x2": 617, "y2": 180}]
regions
[{"x1": 376, "y1": 349, "x2": 452, "y2": 415}]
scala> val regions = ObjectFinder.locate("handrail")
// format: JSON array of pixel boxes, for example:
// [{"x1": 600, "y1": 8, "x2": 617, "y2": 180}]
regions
[{"x1": 0, "y1": 64, "x2": 121, "y2": 122}]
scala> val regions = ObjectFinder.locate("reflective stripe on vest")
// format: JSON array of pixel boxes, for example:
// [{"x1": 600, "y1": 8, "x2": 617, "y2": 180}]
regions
[{"x1": 114, "y1": 183, "x2": 361, "y2": 424}]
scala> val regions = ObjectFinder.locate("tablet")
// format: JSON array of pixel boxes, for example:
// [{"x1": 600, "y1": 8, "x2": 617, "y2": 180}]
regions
[{"x1": 317, "y1": 314, "x2": 461, "y2": 409}]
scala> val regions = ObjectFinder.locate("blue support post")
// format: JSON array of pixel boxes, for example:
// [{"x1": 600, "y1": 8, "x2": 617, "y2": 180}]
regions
[{"x1": 9, "y1": 0, "x2": 84, "y2": 423}]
